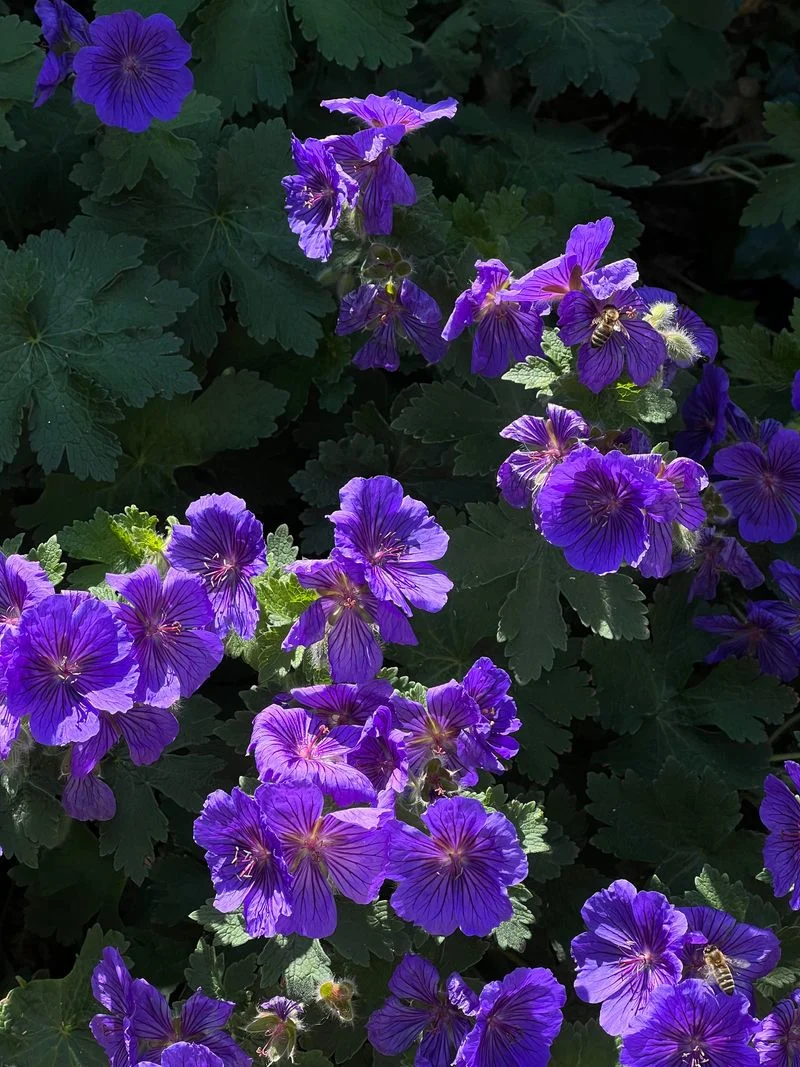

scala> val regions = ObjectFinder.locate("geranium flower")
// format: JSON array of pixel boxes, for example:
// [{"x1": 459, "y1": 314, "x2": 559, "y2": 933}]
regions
[
  {"x1": 336, "y1": 279, "x2": 447, "y2": 370},
  {"x1": 508, "y1": 216, "x2": 614, "y2": 307},
  {"x1": 761, "y1": 761, "x2": 800, "y2": 911},
  {"x1": 714, "y1": 427, "x2": 800, "y2": 543},
  {"x1": 497, "y1": 404, "x2": 589, "y2": 513},
  {"x1": 282, "y1": 135, "x2": 358, "y2": 261}
]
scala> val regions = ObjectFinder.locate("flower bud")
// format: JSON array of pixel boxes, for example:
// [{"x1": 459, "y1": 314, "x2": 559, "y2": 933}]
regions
[
  {"x1": 246, "y1": 997, "x2": 303, "y2": 1062},
  {"x1": 317, "y1": 978, "x2": 357, "y2": 1023}
]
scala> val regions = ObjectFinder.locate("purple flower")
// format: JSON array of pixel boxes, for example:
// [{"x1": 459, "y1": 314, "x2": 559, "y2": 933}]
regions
[
  {"x1": 282, "y1": 136, "x2": 358, "y2": 261},
  {"x1": 321, "y1": 91, "x2": 458, "y2": 133},
  {"x1": 6, "y1": 593, "x2": 139, "y2": 746},
  {"x1": 336, "y1": 280, "x2": 447, "y2": 370},
  {"x1": 330, "y1": 476, "x2": 452, "y2": 615},
  {"x1": 389, "y1": 680, "x2": 480, "y2": 782},
  {"x1": 459, "y1": 657, "x2": 520, "y2": 774},
  {"x1": 793, "y1": 370, "x2": 800, "y2": 411},
  {"x1": 714, "y1": 428, "x2": 800, "y2": 543},
  {"x1": 0, "y1": 551, "x2": 54, "y2": 637},
  {"x1": 347, "y1": 705, "x2": 409, "y2": 802},
  {"x1": 165, "y1": 492, "x2": 267, "y2": 641},
  {"x1": 73, "y1": 10, "x2": 193, "y2": 133},
  {"x1": 107, "y1": 565, "x2": 224, "y2": 708},
  {"x1": 0, "y1": 633, "x2": 20, "y2": 760},
  {"x1": 453, "y1": 967, "x2": 566, "y2": 1067},
  {"x1": 33, "y1": 0, "x2": 91, "y2": 107},
  {"x1": 128, "y1": 982, "x2": 248, "y2": 1067},
  {"x1": 632, "y1": 454, "x2": 709, "y2": 580},
  {"x1": 754, "y1": 989, "x2": 800, "y2": 1066},
  {"x1": 387, "y1": 795, "x2": 527, "y2": 936},
  {"x1": 571, "y1": 879, "x2": 688, "y2": 1037},
  {"x1": 508, "y1": 217, "x2": 614, "y2": 307},
  {"x1": 282, "y1": 555, "x2": 416, "y2": 683},
  {"x1": 193, "y1": 785, "x2": 293, "y2": 938},
  {"x1": 771, "y1": 561, "x2": 800, "y2": 629},
  {"x1": 761, "y1": 760, "x2": 800, "y2": 910},
  {"x1": 637, "y1": 285, "x2": 718, "y2": 367},
  {"x1": 442, "y1": 259, "x2": 545, "y2": 377},
  {"x1": 90, "y1": 946, "x2": 135, "y2": 1067},
  {"x1": 324, "y1": 126, "x2": 412, "y2": 235},
  {"x1": 674, "y1": 364, "x2": 731, "y2": 462},
  {"x1": 259, "y1": 781, "x2": 387, "y2": 938},
  {"x1": 537, "y1": 448, "x2": 657, "y2": 575},
  {"x1": 249, "y1": 706, "x2": 376, "y2": 805},
  {"x1": 288, "y1": 680, "x2": 394, "y2": 726},
  {"x1": 686, "y1": 528, "x2": 764, "y2": 602},
  {"x1": 678, "y1": 906, "x2": 780, "y2": 1004},
  {"x1": 558, "y1": 264, "x2": 667, "y2": 392},
  {"x1": 249, "y1": 998, "x2": 304, "y2": 1062},
  {"x1": 694, "y1": 602, "x2": 799, "y2": 682},
  {"x1": 367, "y1": 954, "x2": 476, "y2": 1067},
  {"x1": 497, "y1": 404, "x2": 589, "y2": 512},
  {"x1": 618, "y1": 980, "x2": 758, "y2": 1067},
  {"x1": 63, "y1": 703, "x2": 179, "y2": 821}
]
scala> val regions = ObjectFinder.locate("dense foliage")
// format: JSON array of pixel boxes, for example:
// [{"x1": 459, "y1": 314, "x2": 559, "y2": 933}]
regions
[{"x1": 2, "y1": 0, "x2": 800, "y2": 1064}]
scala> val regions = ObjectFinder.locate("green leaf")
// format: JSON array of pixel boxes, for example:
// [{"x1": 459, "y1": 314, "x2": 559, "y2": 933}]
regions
[
  {"x1": 682, "y1": 865, "x2": 778, "y2": 926},
  {"x1": 259, "y1": 936, "x2": 332, "y2": 998},
  {"x1": 0, "y1": 228, "x2": 197, "y2": 479},
  {"x1": 721, "y1": 320, "x2": 799, "y2": 392},
  {"x1": 479, "y1": 0, "x2": 672, "y2": 102},
  {"x1": 71, "y1": 93, "x2": 222, "y2": 198},
  {"x1": 587, "y1": 758, "x2": 745, "y2": 887},
  {"x1": 550, "y1": 1020, "x2": 620, "y2": 1066},
  {"x1": 289, "y1": 0, "x2": 413, "y2": 68},
  {"x1": 290, "y1": 434, "x2": 389, "y2": 508},
  {"x1": 0, "y1": 533, "x2": 24, "y2": 554},
  {"x1": 741, "y1": 103, "x2": 800, "y2": 229},
  {"x1": 0, "y1": 925, "x2": 128, "y2": 1066},
  {"x1": 98, "y1": 762, "x2": 169, "y2": 885},
  {"x1": 494, "y1": 883, "x2": 536, "y2": 950},
  {"x1": 0, "y1": 15, "x2": 40, "y2": 105},
  {"x1": 59, "y1": 505, "x2": 164, "y2": 580},
  {"x1": 27, "y1": 535, "x2": 66, "y2": 585},
  {"x1": 325, "y1": 900, "x2": 412, "y2": 966},
  {"x1": 191, "y1": 903, "x2": 253, "y2": 947},
  {"x1": 0, "y1": 762, "x2": 68, "y2": 868},
  {"x1": 267, "y1": 525, "x2": 300, "y2": 571},
  {"x1": 185, "y1": 940, "x2": 226, "y2": 999},
  {"x1": 636, "y1": 17, "x2": 732, "y2": 118},
  {"x1": 193, "y1": 0, "x2": 294, "y2": 116},
  {"x1": 94, "y1": 0, "x2": 203, "y2": 19}
]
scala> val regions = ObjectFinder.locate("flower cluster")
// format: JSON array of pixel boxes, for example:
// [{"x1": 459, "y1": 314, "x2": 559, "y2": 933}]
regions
[
  {"x1": 0, "y1": 493, "x2": 266, "y2": 822},
  {"x1": 34, "y1": 1, "x2": 193, "y2": 132},
  {"x1": 367, "y1": 953, "x2": 566, "y2": 1067},
  {"x1": 572, "y1": 878, "x2": 781, "y2": 1064},
  {"x1": 90, "y1": 946, "x2": 248, "y2": 1066}
]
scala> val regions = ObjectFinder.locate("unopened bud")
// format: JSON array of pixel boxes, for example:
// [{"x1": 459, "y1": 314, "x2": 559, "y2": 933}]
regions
[
  {"x1": 318, "y1": 978, "x2": 357, "y2": 1023},
  {"x1": 645, "y1": 301, "x2": 677, "y2": 332},
  {"x1": 662, "y1": 327, "x2": 701, "y2": 367}
]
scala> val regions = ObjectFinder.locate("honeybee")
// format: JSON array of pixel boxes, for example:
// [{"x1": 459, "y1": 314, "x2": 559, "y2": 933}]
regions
[
  {"x1": 702, "y1": 944, "x2": 736, "y2": 995},
  {"x1": 590, "y1": 306, "x2": 622, "y2": 347}
]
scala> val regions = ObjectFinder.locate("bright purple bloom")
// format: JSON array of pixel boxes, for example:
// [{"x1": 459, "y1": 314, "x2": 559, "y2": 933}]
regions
[
  {"x1": 259, "y1": 781, "x2": 387, "y2": 938},
  {"x1": 63, "y1": 703, "x2": 180, "y2": 821},
  {"x1": 165, "y1": 492, "x2": 267, "y2": 641},
  {"x1": 128, "y1": 982, "x2": 248, "y2": 1067},
  {"x1": 674, "y1": 364, "x2": 731, "y2": 462},
  {"x1": 497, "y1": 404, "x2": 589, "y2": 512},
  {"x1": 508, "y1": 217, "x2": 614, "y2": 307},
  {"x1": 324, "y1": 126, "x2": 412, "y2": 235},
  {"x1": 694, "y1": 602, "x2": 799, "y2": 682},
  {"x1": 761, "y1": 760, "x2": 800, "y2": 911},
  {"x1": 282, "y1": 555, "x2": 416, "y2": 683},
  {"x1": 90, "y1": 946, "x2": 135, "y2": 1067},
  {"x1": 348, "y1": 705, "x2": 409, "y2": 802},
  {"x1": 754, "y1": 988, "x2": 800, "y2": 1066},
  {"x1": 453, "y1": 967, "x2": 566, "y2": 1067},
  {"x1": 390, "y1": 680, "x2": 480, "y2": 782},
  {"x1": 793, "y1": 370, "x2": 800, "y2": 411},
  {"x1": 282, "y1": 136, "x2": 358, "y2": 261},
  {"x1": 249, "y1": 706, "x2": 377, "y2": 805},
  {"x1": 558, "y1": 264, "x2": 667, "y2": 392},
  {"x1": 387, "y1": 795, "x2": 527, "y2": 936},
  {"x1": 459, "y1": 657, "x2": 520, "y2": 774},
  {"x1": 336, "y1": 279, "x2": 447, "y2": 370},
  {"x1": 321, "y1": 91, "x2": 458, "y2": 133},
  {"x1": 538, "y1": 449, "x2": 657, "y2": 575},
  {"x1": 33, "y1": 0, "x2": 91, "y2": 107},
  {"x1": 367, "y1": 954, "x2": 477, "y2": 1067},
  {"x1": 686, "y1": 528, "x2": 764, "y2": 602},
  {"x1": 637, "y1": 285, "x2": 718, "y2": 366},
  {"x1": 288, "y1": 680, "x2": 394, "y2": 726},
  {"x1": 632, "y1": 454, "x2": 709, "y2": 579},
  {"x1": 0, "y1": 552, "x2": 53, "y2": 637},
  {"x1": 193, "y1": 785, "x2": 293, "y2": 938},
  {"x1": 6, "y1": 593, "x2": 138, "y2": 746},
  {"x1": 618, "y1": 980, "x2": 758, "y2": 1067},
  {"x1": 107, "y1": 565, "x2": 223, "y2": 708},
  {"x1": 73, "y1": 10, "x2": 192, "y2": 134},
  {"x1": 571, "y1": 879, "x2": 688, "y2": 1037},
  {"x1": 678, "y1": 906, "x2": 780, "y2": 1004},
  {"x1": 771, "y1": 560, "x2": 800, "y2": 629},
  {"x1": 0, "y1": 632, "x2": 20, "y2": 760},
  {"x1": 330, "y1": 476, "x2": 452, "y2": 615},
  {"x1": 442, "y1": 259, "x2": 544, "y2": 377},
  {"x1": 714, "y1": 428, "x2": 800, "y2": 543}
]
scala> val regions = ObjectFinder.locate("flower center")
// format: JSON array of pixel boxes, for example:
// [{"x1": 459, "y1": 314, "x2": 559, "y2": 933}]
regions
[
  {"x1": 234, "y1": 839, "x2": 272, "y2": 881},
  {"x1": 53, "y1": 654, "x2": 81, "y2": 683},
  {"x1": 146, "y1": 619, "x2": 183, "y2": 639},
  {"x1": 369, "y1": 535, "x2": 405, "y2": 565},
  {"x1": 206, "y1": 553, "x2": 240, "y2": 588},
  {"x1": 0, "y1": 606, "x2": 20, "y2": 626},
  {"x1": 680, "y1": 1042, "x2": 709, "y2": 1066},
  {"x1": 121, "y1": 54, "x2": 142, "y2": 76},
  {"x1": 762, "y1": 471, "x2": 782, "y2": 496}
]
